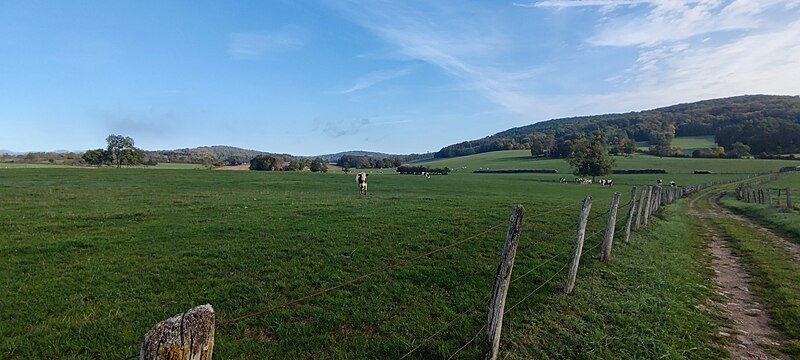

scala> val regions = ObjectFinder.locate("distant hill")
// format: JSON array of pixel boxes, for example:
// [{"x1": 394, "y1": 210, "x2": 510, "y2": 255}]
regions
[
  {"x1": 316, "y1": 151, "x2": 398, "y2": 163},
  {"x1": 145, "y1": 145, "x2": 296, "y2": 165},
  {"x1": 435, "y1": 95, "x2": 800, "y2": 158},
  {"x1": 0, "y1": 150, "x2": 23, "y2": 155}
]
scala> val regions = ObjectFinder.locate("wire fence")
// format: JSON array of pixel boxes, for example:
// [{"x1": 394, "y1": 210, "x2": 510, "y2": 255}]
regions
[{"x1": 129, "y1": 181, "x2": 706, "y2": 360}]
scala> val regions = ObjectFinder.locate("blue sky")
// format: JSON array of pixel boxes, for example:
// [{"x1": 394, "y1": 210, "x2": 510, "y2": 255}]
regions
[{"x1": 2, "y1": 1, "x2": 799, "y2": 155}]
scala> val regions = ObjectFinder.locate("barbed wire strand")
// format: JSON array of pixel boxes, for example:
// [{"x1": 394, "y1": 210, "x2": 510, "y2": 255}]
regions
[
  {"x1": 446, "y1": 324, "x2": 487, "y2": 360},
  {"x1": 503, "y1": 260, "x2": 571, "y2": 315},
  {"x1": 219, "y1": 223, "x2": 506, "y2": 326}
]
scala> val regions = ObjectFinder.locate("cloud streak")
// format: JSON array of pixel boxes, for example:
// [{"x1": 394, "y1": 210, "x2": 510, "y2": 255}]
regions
[
  {"x1": 338, "y1": 66, "x2": 416, "y2": 94},
  {"x1": 227, "y1": 26, "x2": 306, "y2": 59}
]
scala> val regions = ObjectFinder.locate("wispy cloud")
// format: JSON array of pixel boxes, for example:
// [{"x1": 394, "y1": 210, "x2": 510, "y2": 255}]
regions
[
  {"x1": 227, "y1": 26, "x2": 306, "y2": 59},
  {"x1": 338, "y1": 66, "x2": 416, "y2": 94},
  {"x1": 316, "y1": 117, "x2": 371, "y2": 138}
]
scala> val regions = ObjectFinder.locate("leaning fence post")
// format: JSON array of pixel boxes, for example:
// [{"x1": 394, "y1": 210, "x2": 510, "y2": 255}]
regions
[
  {"x1": 623, "y1": 187, "x2": 636, "y2": 244},
  {"x1": 141, "y1": 304, "x2": 215, "y2": 360},
  {"x1": 481, "y1": 204, "x2": 525, "y2": 360},
  {"x1": 634, "y1": 186, "x2": 646, "y2": 230},
  {"x1": 788, "y1": 188, "x2": 793, "y2": 209},
  {"x1": 600, "y1": 192, "x2": 621, "y2": 262},
  {"x1": 642, "y1": 186, "x2": 653, "y2": 226},
  {"x1": 563, "y1": 196, "x2": 592, "y2": 294}
]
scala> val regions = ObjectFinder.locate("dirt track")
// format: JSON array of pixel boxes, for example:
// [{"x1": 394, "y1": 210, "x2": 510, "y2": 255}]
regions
[{"x1": 688, "y1": 192, "x2": 788, "y2": 359}]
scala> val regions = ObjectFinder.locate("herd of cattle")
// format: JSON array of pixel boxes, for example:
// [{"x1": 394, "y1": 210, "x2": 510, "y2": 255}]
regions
[
  {"x1": 355, "y1": 171, "x2": 677, "y2": 195},
  {"x1": 559, "y1": 177, "x2": 677, "y2": 188}
]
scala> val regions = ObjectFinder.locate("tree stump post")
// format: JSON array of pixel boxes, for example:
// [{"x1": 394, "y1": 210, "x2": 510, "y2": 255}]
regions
[
  {"x1": 600, "y1": 192, "x2": 621, "y2": 262},
  {"x1": 623, "y1": 187, "x2": 637, "y2": 244},
  {"x1": 563, "y1": 196, "x2": 592, "y2": 294},
  {"x1": 141, "y1": 304, "x2": 215, "y2": 360},
  {"x1": 481, "y1": 205, "x2": 525, "y2": 360}
]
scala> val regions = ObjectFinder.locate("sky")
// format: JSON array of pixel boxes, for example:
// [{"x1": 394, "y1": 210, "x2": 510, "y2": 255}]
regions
[{"x1": 1, "y1": 0, "x2": 799, "y2": 155}]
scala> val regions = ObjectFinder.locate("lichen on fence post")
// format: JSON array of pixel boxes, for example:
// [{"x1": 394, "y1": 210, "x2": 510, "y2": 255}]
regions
[
  {"x1": 140, "y1": 304, "x2": 215, "y2": 360},
  {"x1": 481, "y1": 204, "x2": 525, "y2": 360}
]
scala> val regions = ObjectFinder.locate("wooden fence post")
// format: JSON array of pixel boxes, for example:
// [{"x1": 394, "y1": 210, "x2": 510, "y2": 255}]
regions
[
  {"x1": 600, "y1": 192, "x2": 621, "y2": 262},
  {"x1": 634, "y1": 186, "x2": 646, "y2": 231},
  {"x1": 623, "y1": 187, "x2": 637, "y2": 244},
  {"x1": 642, "y1": 186, "x2": 653, "y2": 226},
  {"x1": 141, "y1": 304, "x2": 215, "y2": 360},
  {"x1": 788, "y1": 188, "x2": 793, "y2": 209},
  {"x1": 778, "y1": 188, "x2": 782, "y2": 207},
  {"x1": 563, "y1": 196, "x2": 592, "y2": 294},
  {"x1": 481, "y1": 205, "x2": 525, "y2": 360},
  {"x1": 752, "y1": 190, "x2": 757, "y2": 204}
]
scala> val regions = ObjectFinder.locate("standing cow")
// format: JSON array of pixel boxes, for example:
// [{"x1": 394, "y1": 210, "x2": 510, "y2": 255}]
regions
[{"x1": 356, "y1": 172, "x2": 368, "y2": 195}]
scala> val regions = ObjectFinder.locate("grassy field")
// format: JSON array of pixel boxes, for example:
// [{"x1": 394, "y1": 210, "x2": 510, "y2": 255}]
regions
[
  {"x1": 636, "y1": 135, "x2": 716, "y2": 152},
  {"x1": 0, "y1": 155, "x2": 792, "y2": 358}
]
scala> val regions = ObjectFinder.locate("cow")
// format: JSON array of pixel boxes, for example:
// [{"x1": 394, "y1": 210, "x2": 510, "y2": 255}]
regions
[
  {"x1": 670, "y1": 181, "x2": 676, "y2": 188},
  {"x1": 657, "y1": 179, "x2": 663, "y2": 186},
  {"x1": 559, "y1": 177, "x2": 568, "y2": 183},
  {"x1": 600, "y1": 179, "x2": 613, "y2": 188},
  {"x1": 356, "y1": 172, "x2": 368, "y2": 195}
]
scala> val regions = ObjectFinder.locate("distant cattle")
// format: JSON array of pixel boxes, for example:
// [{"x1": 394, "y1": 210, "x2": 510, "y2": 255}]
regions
[
  {"x1": 575, "y1": 178, "x2": 593, "y2": 184},
  {"x1": 356, "y1": 172, "x2": 368, "y2": 195},
  {"x1": 559, "y1": 177, "x2": 568, "y2": 183},
  {"x1": 599, "y1": 179, "x2": 613, "y2": 188},
  {"x1": 670, "y1": 181, "x2": 676, "y2": 188},
  {"x1": 657, "y1": 179, "x2": 663, "y2": 186}
]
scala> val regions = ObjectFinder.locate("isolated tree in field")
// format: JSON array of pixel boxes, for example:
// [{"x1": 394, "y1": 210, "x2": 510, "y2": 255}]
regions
[
  {"x1": 105, "y1": 134, "x2": 139, "y2": 168},
  {"x1": 310, "y1": 158, "x2": 328, "y2": 172},
  {"x1": 566, "y1": 136, "x2": 615, "y2": 180},
  {"x1": 527, "y1": 132, "x2": 555, "y2": 157}
]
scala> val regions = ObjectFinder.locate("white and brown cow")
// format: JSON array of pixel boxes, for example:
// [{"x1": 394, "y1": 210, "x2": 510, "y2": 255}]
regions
[{"x1": 356, "y1": 172, "x2": 368, "y2": 195}]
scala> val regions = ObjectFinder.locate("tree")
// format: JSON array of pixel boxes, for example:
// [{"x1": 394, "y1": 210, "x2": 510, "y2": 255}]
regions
[
  {"x1": 310, "y1": 158, "x2": 328, "y2": 172},
  {"x1": 565, "y1": 137, "x2": 615, "y2": 180},
  {"x1": 82, "y1": 149, "x2": 107, "y2": 166},
  {"x1": 727, "y1": 142, "x2": 751, "y2": 158},
  {"x1": 527, "y1": 132, "x2": 556, "y2": 157},
  {"x1": 105, "y1": 134, "x2": 139, "y2": 168},
  {"x1": 250, "y1": 155, "x2": 275, "y2": 171}
]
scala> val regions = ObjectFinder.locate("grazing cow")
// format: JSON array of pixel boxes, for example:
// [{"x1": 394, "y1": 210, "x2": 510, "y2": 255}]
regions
[
  {"x1": 356, "y1": 172, "x2": 368, "y2": 195},
  {"x1": 559, "y1": 177, "x2": 568, "y2": 183},
  {"x1": 670, "y1": 181, "x2": 676, "y2": 188},
  {"x1": 600, "y1": 179, "x2": 613, "y2": 188},
  {"x1": 657, "y1": 179, "x2": 663, "y2": 186}
]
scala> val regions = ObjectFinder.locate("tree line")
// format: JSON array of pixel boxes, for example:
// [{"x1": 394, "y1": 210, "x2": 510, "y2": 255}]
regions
[
  {"x1": 434, "y1": 95, "x2": 800, "y2": 159},
  {"x1": 249, "y1": 155, "x2": 328, "y2": 172}
]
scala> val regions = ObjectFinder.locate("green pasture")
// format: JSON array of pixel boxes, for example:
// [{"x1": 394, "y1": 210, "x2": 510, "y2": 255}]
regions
[
  {"x1": 635, "y1": 135, "x2": 716, "y2": 152},
  {"x1": 0, "y1": 159, "x2": 786, "y2": 358},
  {"x1": 672, "y1": 136, "x2": 717, "y2": 152},
  {"x1": 417, "y1": 150, "x2": 796, "y2": 182}
]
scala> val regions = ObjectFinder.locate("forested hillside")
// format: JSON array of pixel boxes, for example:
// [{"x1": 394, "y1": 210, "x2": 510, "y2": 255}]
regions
[{"x1": 434, "y1": 95, "x2": 800, "y2": 158}]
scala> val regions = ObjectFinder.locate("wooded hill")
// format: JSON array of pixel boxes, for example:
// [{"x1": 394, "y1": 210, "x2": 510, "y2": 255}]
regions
[{"x1": 434, "y1": 95, "x2": 800, "y2": 158}]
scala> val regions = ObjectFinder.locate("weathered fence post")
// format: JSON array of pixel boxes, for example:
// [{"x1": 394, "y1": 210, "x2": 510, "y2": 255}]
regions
[
  {"x1": 634, "y1": 186, "x2": 646, "y2": 230},
  {"x1": 642, "y1": 186, "x2": 653, "y2": 226},
  {"x1": 788, "y1": 188, "x2": 793, "y2": 209},
  {"x1": 563, "y1": 196, "x2": 592, "y2": 294},
  {"x1": 600, "y1": 192, "x2": 621, "y2": 262},
  {"x1": 768, "y1": 189, "x2": 773, "y2": 206},
  {"x1": 141, "y1": 304, "x2": 215, "y2": 360},
  {"x1": 481, "y1": 205, "x2": 525, "y2": 360},
  {"x1": 623, "y1": 187, "x2": 637, "y2": 244},
  {"x1": 752, "y1": 190, "x2": 757, "y2": 204}
]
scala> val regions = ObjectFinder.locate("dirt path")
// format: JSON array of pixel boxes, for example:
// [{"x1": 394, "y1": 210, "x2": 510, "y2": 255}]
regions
[
  {"x1": 688, "y1": 192, "x2": 788, "y2": 359},
  {"x1": 708, "y1": 196, "x2": 800, "y2": 264}
]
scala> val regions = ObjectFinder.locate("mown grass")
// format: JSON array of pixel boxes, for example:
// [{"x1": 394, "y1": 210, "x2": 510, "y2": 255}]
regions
[
  {"x1": 0, "y1": 166, "x2": 748, "y2": 358},
  {"x1": 672, "y1": 136, "x2": 717, "y2": 153},
  {"x1": 697, "y1": 191, "x2": 800, "y2": 355}
]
